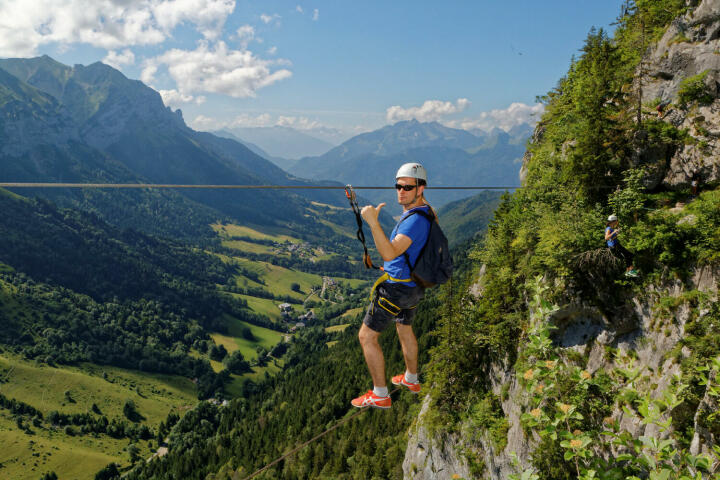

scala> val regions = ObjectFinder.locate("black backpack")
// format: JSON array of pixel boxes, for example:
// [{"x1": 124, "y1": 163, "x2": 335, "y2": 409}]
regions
[{"x1": 401, "y1": 209, "x2": 453, "y2": 289}]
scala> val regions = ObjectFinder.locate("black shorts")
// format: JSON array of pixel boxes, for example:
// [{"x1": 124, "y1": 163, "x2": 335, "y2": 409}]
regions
[
  {"x1": 609, "y1": 242, "x2": 633, "y2": 268},
  {"x1": 363, "y1": 282, "x2": 425, "y2": 332}
]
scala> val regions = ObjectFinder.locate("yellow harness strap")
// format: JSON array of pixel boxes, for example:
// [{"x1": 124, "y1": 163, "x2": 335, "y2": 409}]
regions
[{"x1": 368, "y1": 272, "x2": 412, "y2": 300}]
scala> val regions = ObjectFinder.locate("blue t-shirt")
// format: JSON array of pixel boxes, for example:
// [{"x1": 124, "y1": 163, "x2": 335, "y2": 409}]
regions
[
  {"x1": 384, "y1": 206, "x2": 432, "y2": 286},
  {"x1": 605, "y1": 226, "x2": 618, "y2": 247}
]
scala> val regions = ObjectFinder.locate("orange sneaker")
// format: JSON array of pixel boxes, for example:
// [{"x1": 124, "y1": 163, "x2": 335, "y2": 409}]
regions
[
  {"x1": 351, "y1": 390, "x2": 391, "y2": 409},
  {"x1": 392, "y1": 374, "x2": 421, "y2": 394}
]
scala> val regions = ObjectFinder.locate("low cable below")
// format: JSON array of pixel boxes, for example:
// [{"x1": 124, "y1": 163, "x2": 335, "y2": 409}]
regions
[{"x1": 241, "y1": 386, "x2": 403, "y2": 480}]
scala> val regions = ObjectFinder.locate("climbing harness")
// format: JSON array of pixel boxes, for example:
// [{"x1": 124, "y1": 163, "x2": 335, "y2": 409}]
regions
[{"x1": 367, "y1": 272, "x2": 412, "y2": 301}]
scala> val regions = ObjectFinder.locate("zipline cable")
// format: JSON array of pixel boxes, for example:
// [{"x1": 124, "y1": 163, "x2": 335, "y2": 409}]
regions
[
  {"x1": 0, "y1": 183, "x2": 521, "y2": 190},
  {"x1": 241, "y1": 386, "x2": 403, "y2": 480}
]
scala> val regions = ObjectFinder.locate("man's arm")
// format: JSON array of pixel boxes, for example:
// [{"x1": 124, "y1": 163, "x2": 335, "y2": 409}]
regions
[
  {"x1": 605, "y1": 228, "x2": 619, "y2": 241},
  {"x1": 361, "y1": 203, "x2": 412, "y2": 261}
]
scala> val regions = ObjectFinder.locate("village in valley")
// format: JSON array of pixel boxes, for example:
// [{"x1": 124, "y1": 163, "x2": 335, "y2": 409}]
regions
[{"x1": 279, "y1": 276, "x2": 344, "y2": 332}]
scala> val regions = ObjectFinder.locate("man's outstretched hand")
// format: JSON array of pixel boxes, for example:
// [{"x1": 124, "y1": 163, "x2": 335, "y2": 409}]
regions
[{"x1": 361, "y1": 203, "x2": 386, "y2": 225}]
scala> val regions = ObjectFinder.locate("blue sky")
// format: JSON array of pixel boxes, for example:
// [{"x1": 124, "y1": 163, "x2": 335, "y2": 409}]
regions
[{"x1": 0, "y1": 0, "x2": 625, "y2": 143}]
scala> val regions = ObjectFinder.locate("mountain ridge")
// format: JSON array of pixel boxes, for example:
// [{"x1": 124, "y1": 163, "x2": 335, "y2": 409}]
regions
[
  {"x1": 0, "y1": 56, "x2": 361, "y2": 239},
  {"x1": 225, "y1": 125, "x2": 336, "y2": 160},
  {"x1": 290, "y1": 121, "x2": 525, "y2": 207}
]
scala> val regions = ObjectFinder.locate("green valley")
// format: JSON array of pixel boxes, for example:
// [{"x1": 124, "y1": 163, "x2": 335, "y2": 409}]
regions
[{"x1": 0, "y1": 183, "x2": 378, "y2": 478}]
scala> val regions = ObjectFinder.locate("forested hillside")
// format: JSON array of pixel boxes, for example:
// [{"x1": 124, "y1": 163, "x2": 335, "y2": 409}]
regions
[
  {"x1": 0, "y1": 188, "x2": 268, "y2": 398},
  {"x1": 128, "y1": 292, "x2": 449, "y2": 480},
  {"x1": 436, "y1": 191, "x2": 504, "y2": 247},
  {"x1": 0, "y1": 182, "x2": 396, "y2": 478}
]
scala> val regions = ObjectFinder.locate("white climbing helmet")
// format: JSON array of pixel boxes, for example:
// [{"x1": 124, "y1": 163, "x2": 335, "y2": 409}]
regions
[
  {"x1": 607, "y1": 214, "x2": 618, "y2": 222},
  {"x1": 395, "y1": 163, "x2": 427, "y2": 183}
]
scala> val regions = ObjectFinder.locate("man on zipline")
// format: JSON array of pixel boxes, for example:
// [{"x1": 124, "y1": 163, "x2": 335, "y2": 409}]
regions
[{"x1": 351, "y1": 163, "x2": 431, "y2": 409}]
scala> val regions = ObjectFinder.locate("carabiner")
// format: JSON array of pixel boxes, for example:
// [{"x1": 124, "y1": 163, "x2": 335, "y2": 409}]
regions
[{"x1": 344, "y1": 184, "x2": 356, "y2": 203}]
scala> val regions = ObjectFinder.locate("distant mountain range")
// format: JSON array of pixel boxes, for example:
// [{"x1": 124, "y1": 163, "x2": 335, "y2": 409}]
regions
[
  {"x1": 223, "y1": 126, "x2": 336, "y2": 161},
  {"x1": 467, "y1": 123, "x2": 533, "y2": 146},
  {"x1": 290, "y1": 119, "x2": 528, "y2": 207},
  {"x1": 0, "y1": 55, "x2": 355, "y2": 239},
  {"x1": 212, "y1": 129, "x2": 298, "y2": 171}
]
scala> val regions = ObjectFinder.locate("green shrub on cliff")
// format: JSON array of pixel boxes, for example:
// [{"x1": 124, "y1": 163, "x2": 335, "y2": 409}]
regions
[{"x1": 678, "y1": 70, "x2": 714, "y2": 107}]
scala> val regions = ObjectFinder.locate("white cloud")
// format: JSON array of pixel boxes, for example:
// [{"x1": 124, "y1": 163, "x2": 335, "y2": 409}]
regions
[
  {"x1": 144, "y1": 40, "x2": 292, "y2": 98},
  {"x1": 140, "y1": 64, "x2": 159, "y2": 85},
  {"x1": 0, "y1": 0, "x2": 236, "y2": 57},
  {"x1": 236, "y1": 24, "x2": 255, "y2": 49},
  {"x1": 260, "y1": 13, "x2": 280, "y2": 25},
  {"x1": 189, "y1": 112, "x2": 342, "y2": 136},
  {"x1": 189, "y1": 112, "x2": 271, "y2": 130},
  {"x1": 386, "y1": 99, "x2": 543, "y2": 132},
  {"x1": 296, "y1": 5, "x2": 303, "y2": 14},
  {"x1": 189, "y1": 113, "x2": 353, "y2": 144},
  {"x1": 277, "y1": 115, "x2": 321, "y2": 130},
  {"x1": 386, "y1": 98, "x2": 470, "y2": 123},
  {"x1": 267, "y1": 46, "x2": 277, "y2": 55},
  {"x1": 103, "y1": 49, "x2": 135, "y2": 69},
  {"x1": 159, "y1": 89, "x2": 195, "y2": 108},
  {"x1": 230, "y1": 113, "x2": 274, "y2": 128},
  {"x1": 312, "y1": 8, "x2": 319, "y2": 21},
  {"x1": 191, "y1": 114, "x2": 225, "y2": 130},
  {"x1": 448, "y1": 102, "x2": 544, "y2": 132},
  {"x1": 152, "y1": 0, "x2": 235, "y2": 40},
  {"x1": 273, "y1": 57, "x2": 292, "y2": 67}
]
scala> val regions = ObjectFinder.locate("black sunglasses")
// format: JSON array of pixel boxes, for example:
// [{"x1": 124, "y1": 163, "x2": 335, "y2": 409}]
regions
[{"x1": 395, "y1": 183, "x2": 417, "y2": 191}]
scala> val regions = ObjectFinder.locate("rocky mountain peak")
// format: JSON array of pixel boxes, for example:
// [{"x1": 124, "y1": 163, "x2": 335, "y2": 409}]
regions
[{"x1": 0, "y1": 56, "x2": 184, "y2": 150}]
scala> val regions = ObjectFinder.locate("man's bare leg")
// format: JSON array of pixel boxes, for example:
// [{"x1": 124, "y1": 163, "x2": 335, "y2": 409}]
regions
[
  {"x1": 358, "y1": 323, "x2": 386, "y2": 387},
  {"x1": 395, "y1": 323, "x2": 418, "y2": 375}
]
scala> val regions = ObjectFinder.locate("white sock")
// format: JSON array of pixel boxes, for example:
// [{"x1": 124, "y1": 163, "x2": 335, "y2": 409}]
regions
[
  {"x1": 405, "y1": 371, "x2": 418, "y2": 384},
  {"x1": 373, "y1": 386, "x2": 389, "y2": 397}
]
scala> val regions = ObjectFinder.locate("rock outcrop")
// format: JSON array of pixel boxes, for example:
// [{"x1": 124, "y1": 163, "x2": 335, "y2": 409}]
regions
[
  {"x1": 404, "y1": 263, "x2": 719, "y2": 479},
  {"x1": 402, "y1": 398, "x2": 473, "y2": 479},
  {"x1": 641, "y1": 0, "x2": 720, "y2": 188}
]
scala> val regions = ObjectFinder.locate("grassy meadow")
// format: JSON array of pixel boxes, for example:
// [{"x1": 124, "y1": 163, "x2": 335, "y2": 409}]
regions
[
  {"x1": 0, "y1": 415, "x2": 124, "y2": 480},
  {"x1": 211, "y1": 314, "x2": 284, "y2": 361},
  {"x1": 211, "y1": 223, "x2": 300, "y2": 243},
  {"x1": 0, "y1": 353, "x2": 197, "y2": 479},
  {"x1": 325, "y1": 323, "x2": 351, "y2": 333}
]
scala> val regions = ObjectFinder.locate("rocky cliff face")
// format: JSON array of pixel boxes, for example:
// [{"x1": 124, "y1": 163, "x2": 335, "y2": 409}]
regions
[
  {"x1": 640, "y1": 0, "x2": 720, "y2": 189},
  {"x1": 404, "y1": 263, "x2": 719, "y2": 479},
  {"x1": 519, "y1": 0, "x2": 720, "y2": 192}
]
